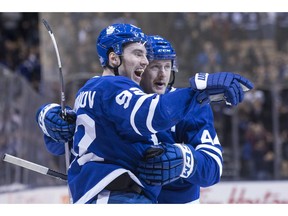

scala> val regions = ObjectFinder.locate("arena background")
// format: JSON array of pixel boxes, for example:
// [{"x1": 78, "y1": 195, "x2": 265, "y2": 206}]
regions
[{"x1": 1, "y1": 12, "x2": 288, "y2": 203}]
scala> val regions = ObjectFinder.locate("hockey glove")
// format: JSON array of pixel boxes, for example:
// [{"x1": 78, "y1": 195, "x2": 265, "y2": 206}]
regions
[
  {"x1": 190, "y1": 72, "x2": 254, "y2": 106},
  {"x1": 137, "y1": 143, "x2": 195, "y2": 186},
  {"x1": 36, "y1": 103, "x2": 76, "y2": 143}
]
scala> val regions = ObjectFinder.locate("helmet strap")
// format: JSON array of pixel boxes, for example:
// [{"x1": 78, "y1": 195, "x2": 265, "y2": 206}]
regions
[
  {"x1": 167, "y1": 71, "x2": 176, "y2": 90},
  {"x1": 107, "y1": 55, "x2": 122, "y2": 76},
  {"x1": 113, "y1": 68, "x2": 119, "y2": 76}
]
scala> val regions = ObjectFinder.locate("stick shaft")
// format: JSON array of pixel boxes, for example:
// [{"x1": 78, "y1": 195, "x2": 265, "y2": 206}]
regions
[
  {"x1": 2, "y1": 154, "x2": 67, "y2": 181},
  {"x1": 42, "y1": 19, "x2": 69, "y2": 169},
  {"x1": 42, "y1": 19, "x2": 65, "y2": 115}
]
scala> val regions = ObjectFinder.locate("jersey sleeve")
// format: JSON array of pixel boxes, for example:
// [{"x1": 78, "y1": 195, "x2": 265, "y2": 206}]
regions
[
  {"x1": 101, "y1": 77, "x2": 197, "y2": 138},
  {"x1": 44, "y1": 134, "x2": 65, "y2": 156},
  {"x1": 174, "y1": 103, "x2": 223, "y2": 187}
]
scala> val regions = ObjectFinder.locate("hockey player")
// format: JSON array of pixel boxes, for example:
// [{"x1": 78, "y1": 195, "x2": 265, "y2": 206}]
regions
[
  {"x1": 37, "y1": 23, "x2": 253, "y2": 204},
  {"x1": 137, "y1": 35, "x2": 223, "y2": 203}
]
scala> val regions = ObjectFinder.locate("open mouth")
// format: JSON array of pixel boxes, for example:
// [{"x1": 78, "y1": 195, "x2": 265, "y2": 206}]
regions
[
  {"x1": 155, "y1": 81, "x2": 166, "y2": 88},
  {"x1": 134, "y1": 69, "x2": 144, "y2": 78}
]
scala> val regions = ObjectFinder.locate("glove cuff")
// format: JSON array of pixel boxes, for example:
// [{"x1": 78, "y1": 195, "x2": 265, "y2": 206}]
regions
[
  {"x1": 37, "y1": 103, "x2": 60, "y2": 137},
  {"x1": 174, "y1": 143, "x2": 194, "y2": 178},
  {"x1": 194, "y1": 73, "x2": 209, "y2": 90}
]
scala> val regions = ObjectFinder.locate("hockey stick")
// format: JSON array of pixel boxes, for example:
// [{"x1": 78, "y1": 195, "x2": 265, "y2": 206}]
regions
[
  {"x1": 2, "y1": 154, "x2": 67, "y2": 181},
  {"x1": 42, "y1": 19, "x2": 72, "y2": 202},
  {"x1": 42, "y1": 19, "x2": 70, "y2": 172}
]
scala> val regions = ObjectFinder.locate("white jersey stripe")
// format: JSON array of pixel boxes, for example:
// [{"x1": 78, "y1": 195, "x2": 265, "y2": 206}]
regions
[
  {"x1": 130, "y1": 94, "x2": 154, "y2": 135},
  {"x1": 195, "y1": 144, "x2": 222, "y2": 156},
  {"x1": 75, "y1": 169, "x2": 142, "y2": 204},
  {"x1": 146, "y1": 95, "x2": 159, "y2": 134},
  {"x1": 77, "y1": 152, "x2": 104, "y2": 166},
  {"x1": 199, "y1": 149, "x2": 223, "y2": 177},
  {"x1": 96, "y1": 190, "x2": 110, "y2": 204}
]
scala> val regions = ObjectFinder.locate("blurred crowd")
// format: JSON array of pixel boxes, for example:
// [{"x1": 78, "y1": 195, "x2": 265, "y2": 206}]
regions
[
  {"x1": 0, "y1": 13, "x2": 40, "y2": 91},
  {"x1": 1, "y1": 12, "x2": 288, "y2": 182}
]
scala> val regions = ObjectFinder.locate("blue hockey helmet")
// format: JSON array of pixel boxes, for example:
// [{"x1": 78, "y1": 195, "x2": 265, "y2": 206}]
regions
[
  {"x1": 146, "y1": 35, "x2": 177, "y2": 69},
  {"x1": 97, "y1": 23, "x2": 147, "y2": 67}
]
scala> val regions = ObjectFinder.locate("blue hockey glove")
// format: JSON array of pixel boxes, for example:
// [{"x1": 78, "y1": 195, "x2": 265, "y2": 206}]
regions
[
  {"x1": 36, "y1": 103, "x2": 76, "y2": 143},
  {"x1": 137, "y1": 143, "x2": 195, "y2": 186},
  {"x1": 190, "y1": 72, "x2": 254, "y2": 106}
]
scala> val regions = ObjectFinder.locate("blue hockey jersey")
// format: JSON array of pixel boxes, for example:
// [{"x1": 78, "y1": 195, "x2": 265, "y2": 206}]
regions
[
  {"x1": 68, "y1": 75, "x2": 199, "y2": 203},
  {"x1": 42, "y1": 78, "x2": 222, "y2": 204}
]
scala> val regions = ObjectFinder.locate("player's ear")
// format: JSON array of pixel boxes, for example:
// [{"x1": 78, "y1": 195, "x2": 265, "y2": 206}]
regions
[{"x1": 108, "y1": 52, "x2": 121, "y2": 67}]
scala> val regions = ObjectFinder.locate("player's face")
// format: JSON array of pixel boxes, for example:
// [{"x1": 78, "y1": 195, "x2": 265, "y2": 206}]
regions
[
  {"x1": 118, "y1": 42, "x2": 149, "y2": 85},
  {"x1": 140, "y1": 60, "x2": 172, "y2": 95}
]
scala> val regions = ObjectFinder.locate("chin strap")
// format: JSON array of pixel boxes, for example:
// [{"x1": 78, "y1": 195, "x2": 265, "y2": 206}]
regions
[
  {"x1": 107, "y1": 57, "x2": 122, "y2": 76},
  {"x1": 167, "y1": 71, "x2": 176, "y2": 91}
]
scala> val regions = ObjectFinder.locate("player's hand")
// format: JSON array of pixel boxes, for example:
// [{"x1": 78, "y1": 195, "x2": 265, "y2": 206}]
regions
[
  {"x1": 36, "y1": 103, "x2": 76, "y2": 143},
  {"x1": 137, "y1": 143, "x2": 196, "y2": 186},
  {"x1": 189, "y1": 72, "x2": 254, "y2": 106}
]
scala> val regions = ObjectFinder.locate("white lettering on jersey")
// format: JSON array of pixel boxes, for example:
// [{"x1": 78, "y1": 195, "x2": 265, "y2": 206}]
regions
[
  {"x1": 201, "y1": 129, "x2": 214, "y2": 145},
  {"x1": 130, "y1": 87, "x2": 145, "y2": 95},
  {"x1": 213, "y1": 134, "x2": 220, "y2": 145},
  {"x1": 115, "y1": 90, "x2": 132, "y2": 109},
  {"x1": 75, "y1": 91, "x2": 96, "y2": 111},
  {"x1": 76, "y1": 113, "x2": 96, "y2": 156},
  {"x1": 115, "y1": 87, "x2": 145, "y2": 109}
]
